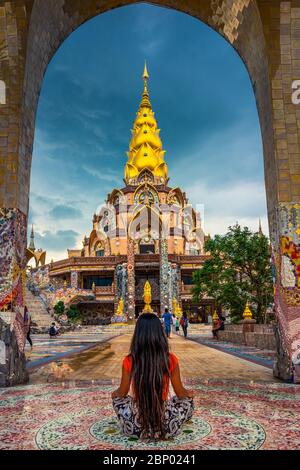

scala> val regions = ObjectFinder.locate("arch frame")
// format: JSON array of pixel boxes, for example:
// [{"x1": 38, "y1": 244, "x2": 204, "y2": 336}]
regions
[{"x1": 0, "y1": 0, "x2": 300, "y2": 383}]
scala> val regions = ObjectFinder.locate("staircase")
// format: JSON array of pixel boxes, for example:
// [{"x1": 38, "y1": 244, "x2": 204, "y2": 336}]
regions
[{"x1": 25, "y1": 288, "x2": 53, "y2": 332}]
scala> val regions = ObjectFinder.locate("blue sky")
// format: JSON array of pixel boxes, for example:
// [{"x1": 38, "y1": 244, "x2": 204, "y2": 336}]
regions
[{"x1": 29, "y1": 3, "x2": 267, "y2": 261}]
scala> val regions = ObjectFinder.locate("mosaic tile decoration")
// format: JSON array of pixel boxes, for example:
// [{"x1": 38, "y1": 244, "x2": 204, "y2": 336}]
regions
[
  {"x1": 0, "y1": 208, "x2": 27, "y2": 311},
  {"x1": 0, "y1": 379, "x2": 299, "y2": 450}
]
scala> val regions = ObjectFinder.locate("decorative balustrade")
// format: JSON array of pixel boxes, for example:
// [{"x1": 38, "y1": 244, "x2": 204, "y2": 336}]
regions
[
  {"x1": 50, "y1": 256, "x2": 127, "y2": 271},
  {"x1": 94, "y1": 285, "x2": 114, "y2": 295},
  {"x1": 49, "y1": 254, "x2": 207, "y2": 273}
]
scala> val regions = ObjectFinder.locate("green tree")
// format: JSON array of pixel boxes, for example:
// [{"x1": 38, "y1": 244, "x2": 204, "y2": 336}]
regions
[
  {"x1": 66, "y1": 304, "x2": 81, "y2": 323},
  {"x1": 54, "y1": 301, "x2": 65, "y2": 317},
  {"x1": 192, "y1": 224, "x2": 274, "y2": 323}
]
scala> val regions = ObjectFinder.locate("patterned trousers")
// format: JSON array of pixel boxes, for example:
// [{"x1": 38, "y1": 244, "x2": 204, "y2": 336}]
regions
[{"x1": 112, "y1": 395, "x2": 194, "y2": 439}]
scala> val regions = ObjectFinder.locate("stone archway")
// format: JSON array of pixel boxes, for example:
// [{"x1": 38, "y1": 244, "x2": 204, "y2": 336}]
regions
[{"x1": 0, "y1": 0, "x2": 300, "y2": 384}]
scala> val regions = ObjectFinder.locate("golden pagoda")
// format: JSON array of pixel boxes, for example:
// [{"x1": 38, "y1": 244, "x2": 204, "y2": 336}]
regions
[
  {"x1": 124, "y1": 62, "x2": 168, "y2": 185},
  {"x1": 47, "y1": 64, "x2": 212, "y2": 323}
]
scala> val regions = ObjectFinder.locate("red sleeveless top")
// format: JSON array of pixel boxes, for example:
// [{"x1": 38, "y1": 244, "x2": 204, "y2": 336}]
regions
[{"x1": 123, "y1": 353, "x2": 178, "y2": 401}]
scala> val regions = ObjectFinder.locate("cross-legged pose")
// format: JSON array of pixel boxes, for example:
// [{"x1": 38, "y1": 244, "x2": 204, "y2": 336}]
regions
[{"x1": 112, "y1": 313, "x2": 194, "y2": 440}]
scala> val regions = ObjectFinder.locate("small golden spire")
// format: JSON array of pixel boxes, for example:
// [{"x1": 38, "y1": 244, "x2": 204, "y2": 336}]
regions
[
  {"x1": 143, "y1": 61, "x2": 149, "y2": 81},
  {"x1": 140, "y1": 61, "x2": 151, "y2": 109},
  {"x1": 243, "y1": 302, "x2": 253, "y2": 320},
  {"x1": 212, "y1": 310, "x2": 219, "y2": 322}
]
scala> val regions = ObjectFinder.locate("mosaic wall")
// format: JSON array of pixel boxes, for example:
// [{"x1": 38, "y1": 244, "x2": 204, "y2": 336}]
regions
[
  {"x1": 50, "y1": 288, "x2": 95, "y2": 309},
  {"x1": 126, "y1": 238, "x2": 135, "y2": 319},
  {"x1": 270, "y1": 203, "x2": 300, "y2": 380},
  {"x1": 0, "y1": 209, "x2": 27, "y2": 312}
]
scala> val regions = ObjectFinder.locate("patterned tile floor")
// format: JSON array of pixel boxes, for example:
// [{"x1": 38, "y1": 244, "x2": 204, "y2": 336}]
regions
[
  {"x1": 1, "y1": 325, "x2": 299, "y2": 450},
  {"x1": 0, "y1": 379, "x2": 299, "y2": 450}
]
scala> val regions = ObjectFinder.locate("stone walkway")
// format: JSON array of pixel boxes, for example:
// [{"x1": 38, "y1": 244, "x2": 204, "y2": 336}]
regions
[{"x1": 28, "y1": 332, "x2": 276, "y2": 384}]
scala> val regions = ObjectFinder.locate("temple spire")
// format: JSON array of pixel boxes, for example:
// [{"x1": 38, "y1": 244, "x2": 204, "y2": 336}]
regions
[
  {"x1": 29, "y1": 224, "x2": 36, "y2": 251},
  {"x1": 124, "y1": 64, "x2": 168, "y2": 185},
  {"x1": 140, "y1": 61, "x2": 151, "y2": 109},
  {"x1": 258, "y1": 218, "x2": 263, "y2": 235}
]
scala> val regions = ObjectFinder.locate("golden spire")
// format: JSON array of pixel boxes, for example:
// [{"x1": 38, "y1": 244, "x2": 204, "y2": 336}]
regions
[
  {"x1": 243, "y1": 302, "x2": 253, "y2": 320},
  {"x1": 124, "y1": 63, "x2": 168, "y2": 185}
]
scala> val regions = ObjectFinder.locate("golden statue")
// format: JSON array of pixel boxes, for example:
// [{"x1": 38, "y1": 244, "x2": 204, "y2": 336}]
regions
[
  {"x1": 115, "y1": 297, "x2": 124, "y2": 316},
  {"x1": 142, "y1": 280, "x2": 153, "y2": 313},
  {"x1": 172, "y1": 298, "x2": 182, "y2": 318},
  {"x1": 212, "y1": 310, "x2": 219, "y2": 322},
  {"x1": 124, "y1": 63, "x2": 168, "y2": 184}
]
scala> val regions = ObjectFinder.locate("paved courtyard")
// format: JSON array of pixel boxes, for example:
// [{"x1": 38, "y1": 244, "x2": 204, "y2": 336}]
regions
[{"x1": 0, "y1": 326, "x2": 299, "y2": 450}]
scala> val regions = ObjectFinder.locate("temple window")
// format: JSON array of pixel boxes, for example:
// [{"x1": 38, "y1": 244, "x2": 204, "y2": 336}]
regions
[{"x1": 96, "y1": 249, "x2": 105, "y2": 257}]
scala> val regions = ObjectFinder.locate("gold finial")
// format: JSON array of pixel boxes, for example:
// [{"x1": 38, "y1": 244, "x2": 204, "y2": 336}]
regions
[
  {"x1": 143, "y1": 61, "x2": 149, "y2": 81},
  {"x1": 243, "y1": 302, "x2": 253, "y2": 320}
]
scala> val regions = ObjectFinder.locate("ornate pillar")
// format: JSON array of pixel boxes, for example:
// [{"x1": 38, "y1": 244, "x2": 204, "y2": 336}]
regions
[
  {"x1": 160, "y1": 238, "x2": 169, "y2": 315},
  {"x1": 115, "y1": 263, "x2": 128, "y2": 312},
  {"x1": 127, "y1": 238, "x2": 135, "y2": 319}
]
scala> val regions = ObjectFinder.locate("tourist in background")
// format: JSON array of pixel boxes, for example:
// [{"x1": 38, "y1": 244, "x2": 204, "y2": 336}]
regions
[
  {"x1": 112, "y1": 313, "x2": 194, "y2": 439},
  {"x1": 49, "y1": 322, "x2": 59, "y2": 338},
  {"x1": 180, "y1": 312, "x2": 189, "y2": 339},
  {"x1": 24, "y1": 306, "x2": 33, "y2": 350},
  {"x1": 162, "y1": 307, "x2": 173, "y2": 339},
  {"x1": 172, "y1": 313, "x2": 177, "y2": 335},
  {"x1": 212, "y1": 315, "x2": 222, "y2": 340},
  {"x1": 175, "y1": 317, "x2": 180, "y2": 335}
]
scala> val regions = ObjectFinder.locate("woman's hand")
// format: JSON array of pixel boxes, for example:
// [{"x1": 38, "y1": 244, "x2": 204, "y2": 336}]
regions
[
  {"x1": 186, "y1": 389, "x2": 195, "y2": 399},
  {"x1": 111, "y1": 389, "x2": 120, "y2": 399}
]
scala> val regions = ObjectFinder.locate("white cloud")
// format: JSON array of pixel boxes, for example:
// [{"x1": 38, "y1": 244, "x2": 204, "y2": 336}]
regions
[{"x1": 186, "y1": 179, "x2": 269, "y2": 236}]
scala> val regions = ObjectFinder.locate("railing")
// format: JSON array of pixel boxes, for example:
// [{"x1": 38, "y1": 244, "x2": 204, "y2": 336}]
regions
[
  {"x1": 49, "y1": 254, "x2": 208, "y2": 272},
  {"x1": 50, "y1": 256, "x2": 127, "y2": 270},
  {"x1": 94, "y1": 285, "x2": 114, "y2": 295},
  {"x1": 169, "y1": 254, "x2": 208, "y2": 264}
]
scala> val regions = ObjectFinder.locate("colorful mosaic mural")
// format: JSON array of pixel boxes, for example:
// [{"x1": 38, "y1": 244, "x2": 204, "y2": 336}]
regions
[
  {"x1": 50, "y1": 288, "x2": 95, "y2": 309},
  {"x1": 270, "y1": 203, "x2": 300, "y2": 381},
  {"x1": 0, "y1": 379, "x2": 299, "y2": 450},
  {"x1": 0, "y1": 208, "x2": 27, "y2": 311}
]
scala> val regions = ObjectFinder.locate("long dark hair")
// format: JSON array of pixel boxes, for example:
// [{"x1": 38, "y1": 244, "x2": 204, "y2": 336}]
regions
[{"x1": 129, "y1": 313, "x2": 170, "y2": 438}]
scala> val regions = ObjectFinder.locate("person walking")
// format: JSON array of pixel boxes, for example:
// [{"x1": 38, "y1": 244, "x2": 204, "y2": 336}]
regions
[
  {"x1": 175, "y1": 317, "x2": 180, "y2": 335},
  {"x1": 24, "y1": 306, "x2": 33, "y2": 350},
  {"x1": 112, "y1": 313, "x2": 194, "y2": 439},
  {"x1": 180, "y1": 312, "x2": 189, "y2": 339},
  {"x1": 162, "y1": 307, "x2": 173, "y2": 339}
]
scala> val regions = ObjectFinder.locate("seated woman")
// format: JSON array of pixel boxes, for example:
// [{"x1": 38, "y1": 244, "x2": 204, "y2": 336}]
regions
[{"x1": 112, "y1": 313, "x2": 194, "y2": 440}]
